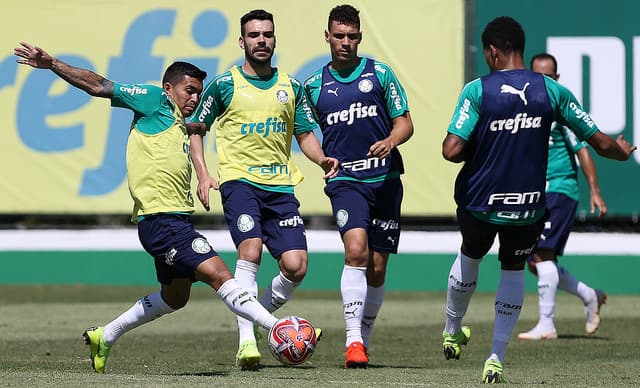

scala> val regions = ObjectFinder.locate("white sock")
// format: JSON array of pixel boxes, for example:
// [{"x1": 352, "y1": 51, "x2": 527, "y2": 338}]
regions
[
  {"x1": 490, "y1": 269, "x2": 525, "y2": 362},
  {"x1": 217, "y1": 278, "x2": 277, "y2": 330},
  {"x1": 362, "y1": 284, "x2": 385, "y2": 349},
  {"x1": 103, "y1": 291, "x2": 175, "y2": 345},
  {"x1": 341, "y1": 265, "x2": 367, "y2": 347},
  {"x1": 535, "y1": 261, "x2": 559, "y2": 327},
  {"x1": 234, "y1": 260, "x2": 259, "y2": 344},
  {"x1": 558, "y1": 265, "x2": 594, "y2": 304},
  {"x1": 444, "y1": 251, "x2": 480, "y2": 334},
  {"x1": 259, "y1": 271, "x2": 299, "y2": 313}
]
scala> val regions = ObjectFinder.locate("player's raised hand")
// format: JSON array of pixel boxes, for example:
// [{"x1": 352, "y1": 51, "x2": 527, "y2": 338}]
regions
[
  {"x1": 14, "y1": 42, "x2": 53, "y2": 69},
  {"x1": 320, "y1": 156, "x2": 339, "y2": 179}
]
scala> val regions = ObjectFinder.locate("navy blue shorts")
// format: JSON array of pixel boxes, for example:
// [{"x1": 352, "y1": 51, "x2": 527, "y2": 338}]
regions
[
  {"x1": 324, "y1": 179, "x2": 403, "y2": 254},
  {"x1": 457, "y1": 208, "x2": 546, "y2": 264},
  {"x1": 535, "y1": 192, "x2": 578, "y2": 256},
  {"x1": 137, "y1": 214, "x2": 218, "y2": 284},
  {"x1": 219, "y1": 180, "x2": 307, "y2": 258}
]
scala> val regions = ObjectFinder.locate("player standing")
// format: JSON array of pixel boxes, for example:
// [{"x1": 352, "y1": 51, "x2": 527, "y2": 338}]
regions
[
  {"x1": 188, "y1": 9, "x2": 338, "y2": 369},
  {"x1": 518, "y1": 53, "x2": 607, "y2": 341},
  {"x1": 441, "y1": 17, "x2": 635, "y2": 383},
  {"x1": 14, "y1": 42, "x2": 282, "y2": 373},
  {"x1": 303, "y1": 4, "x2": 414, "y2": 368}
]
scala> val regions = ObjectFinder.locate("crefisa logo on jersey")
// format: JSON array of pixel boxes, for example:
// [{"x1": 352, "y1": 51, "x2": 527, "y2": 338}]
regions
[
  {"x1": 237, "y1": 214, "x2": 255, "y2": 232},
  {"x1": 358, "y1": 79, "x2": 373, "y2": 93},
  {"x1": 276, "y1": 90, "x2": 289, "y2": 104}
]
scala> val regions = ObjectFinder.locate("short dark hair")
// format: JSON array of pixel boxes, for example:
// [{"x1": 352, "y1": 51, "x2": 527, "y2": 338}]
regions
[
  {"x1": 481, "y1": 16, "x2": 525, "y2": 54},
  {"x1": 240, "y1": 9, "x2": 274, "y2": 36},
  {"x1": 530, "y1": 52, "x2": 558, "y2": 74},
  {"x1": 328, "y1": 4, "x2": 360, "y2": 30},
  {"x1": 162, "y1": 61, "x2": 207, "y2": 85}
]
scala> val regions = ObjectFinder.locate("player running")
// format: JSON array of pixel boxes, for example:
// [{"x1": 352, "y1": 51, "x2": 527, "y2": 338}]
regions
[
  {"x1": 518, "y1": 53, "x2": 607, "y2": 341},
  {"x1": 188, "y1": 9, "x2": 338, "y2": 369},
  {"x1": 304, "y1": 4, "x2": 414, "y2": 368},
  {"x1": 441, "y1": 17, "x2": 635, "y2": 383}
]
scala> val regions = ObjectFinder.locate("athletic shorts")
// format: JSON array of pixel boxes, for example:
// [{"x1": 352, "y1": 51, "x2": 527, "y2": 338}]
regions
[
  {"x1": 457, "y1": 207, "x2": 546, "y2": 264},
  {"x1": 137, "y1": 214, "x2": 218, "y2": 285},
  {"x1": 534, "y1": 192, "x2": 578, "y2": 256},
  {"x1": 219, "y1": 180, "x2": 307, "y2": 258},
  {"x1": 324, "y1": 179, "x2": 403, "y2": 254}
]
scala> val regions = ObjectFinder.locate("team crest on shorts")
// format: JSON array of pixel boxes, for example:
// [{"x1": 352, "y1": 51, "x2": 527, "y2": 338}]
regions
[
  {"x1": 191, "y1": 238, "x2": 212, "y2": 254},
  {"x1": 237, "y1": 214, "x2": 255, "y2": 232},
  {"x1": 336, "y1": 209, "x2": 349, "y2": 228},
  {"x1": 358, "y1": 79, "x2": 373, "y2": 93},
  {"x1": 276, "y1": 89, "x2": 289, "y2": 104}
]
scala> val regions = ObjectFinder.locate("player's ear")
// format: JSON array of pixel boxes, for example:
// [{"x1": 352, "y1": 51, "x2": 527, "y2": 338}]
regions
[
  {"x1": 239, "y1": 36, "x2": 245, "y2": 50},
  {"x1": 324, "y1": 30, "x2": 329, "y2": 43}
]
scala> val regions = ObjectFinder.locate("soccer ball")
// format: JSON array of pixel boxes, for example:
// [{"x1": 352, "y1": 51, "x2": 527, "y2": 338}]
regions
[{"x1": 268, "y1": 316, "x2": 317, "y2": 365}]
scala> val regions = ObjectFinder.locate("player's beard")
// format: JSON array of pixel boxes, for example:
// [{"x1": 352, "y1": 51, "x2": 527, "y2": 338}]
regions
[{"x1": 245, "y1": 46, "x2": 274, "y2": 67}]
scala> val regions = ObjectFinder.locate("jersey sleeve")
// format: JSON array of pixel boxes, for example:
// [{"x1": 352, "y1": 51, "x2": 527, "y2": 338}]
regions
[
  {"x1": 446, "y1": 78, "x2": 482, "y2": 141},
  {"x1": 545, "y1": 77, "x2": 599, "y2": 141},
  {"x1": 188, "y1": 72, "x2": 231, "y2": 129},
  {"x1": 560, "y1": 126, "x2": 587, "y2": 154},
  {"x1": 374, "y1": 61, "x2": 410, "y2": 119},
  {"x1": 111, "y1": 83, "x2": 163, "y2": 116},
  {"x1": 290, "y1": 76, "x2": 319, "y2": 135}
]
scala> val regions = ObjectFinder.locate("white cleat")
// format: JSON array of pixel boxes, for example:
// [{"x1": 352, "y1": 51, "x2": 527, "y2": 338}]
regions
[
  {"x1": 517, "y1": 324, "x2": 558, "y2": 340},
  {"x1": 585, "y1": 289, "x2": 607, "y2": 335}
]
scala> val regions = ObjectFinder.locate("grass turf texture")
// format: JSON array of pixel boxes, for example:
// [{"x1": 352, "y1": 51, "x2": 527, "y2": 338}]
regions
[{"x1": 1, "y1": 285, "x2": 639, "y2": 387}]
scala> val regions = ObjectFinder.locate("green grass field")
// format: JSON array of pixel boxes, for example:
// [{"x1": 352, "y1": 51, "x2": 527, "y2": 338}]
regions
[{"x1": 1, "y1": 285, "x2": 639, "y2": 387}]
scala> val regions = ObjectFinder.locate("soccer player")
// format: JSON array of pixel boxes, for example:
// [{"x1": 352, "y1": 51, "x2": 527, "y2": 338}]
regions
[
  {"x1": 14, "y1": 42, "x2": 282, "y2": 373},
  {"x1": 187, "y1": 9, "x2": 339, "y2": 369},
  {"x1": 441, "y1": 17, "x2": 635, "y2": 383},
  {"x1": 303, "y1": 4, "x2": 414, "y2": 368},
  {"x1": 518, "y1": 53, "x2": 608, "y2": 340}
]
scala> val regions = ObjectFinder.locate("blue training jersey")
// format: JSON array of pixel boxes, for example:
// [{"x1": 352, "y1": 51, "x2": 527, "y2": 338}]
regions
[
  {"x1": 305, "y1": 58, "x2": 406, "y2": 181},
  {"x1": 447, "y1": 69, "x2": 599, "y2": 223}
]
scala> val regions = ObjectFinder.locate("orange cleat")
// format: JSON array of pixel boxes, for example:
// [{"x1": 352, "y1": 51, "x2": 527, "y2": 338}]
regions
[{"x1": 344, "y1": 341, "x2": 368, "y2": 368}]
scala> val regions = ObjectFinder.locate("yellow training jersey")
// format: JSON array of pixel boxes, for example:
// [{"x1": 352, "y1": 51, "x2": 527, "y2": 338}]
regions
[
  {"x1": 215, "y1": 66, "x2": 303, "y2": 186},
  {"x1": 125, "y1": 95, "x2": 194, "y2": 223}
]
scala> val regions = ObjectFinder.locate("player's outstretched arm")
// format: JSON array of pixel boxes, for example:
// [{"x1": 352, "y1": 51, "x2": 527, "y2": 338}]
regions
[
  {"x1": 14, "y1": 41, "x2": 113, "y2": 98},
  {"x1": 587, "y1": 131, "x2": 636, "y2": 161},
  {"x1": 576, "y1": 147, "x2": 607, "y2": 216}
]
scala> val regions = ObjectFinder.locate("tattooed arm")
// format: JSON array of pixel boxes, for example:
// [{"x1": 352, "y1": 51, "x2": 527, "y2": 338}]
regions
[{"x1": 14, "y1": 41, "x2": 114, "y2": 98}]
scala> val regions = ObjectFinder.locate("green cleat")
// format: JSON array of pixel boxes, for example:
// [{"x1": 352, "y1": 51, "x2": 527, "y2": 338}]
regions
[
  {"x1": 442, "y1": 326, "x2": 471, "y2": 360},
  {"x1": 236, "y1": 339, "x2": 261, "y2": 370},
  {"x1": 82, "y1": 326, "x2": 111, "y2": 373},
  {"x1": 482, "y1": 359, "x2": 504, "y2": 384}
]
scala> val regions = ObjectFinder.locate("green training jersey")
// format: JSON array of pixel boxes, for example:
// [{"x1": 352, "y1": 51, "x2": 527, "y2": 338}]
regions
[{"x1": 546, "y1": 123, "x2": 587, "y2": 200}]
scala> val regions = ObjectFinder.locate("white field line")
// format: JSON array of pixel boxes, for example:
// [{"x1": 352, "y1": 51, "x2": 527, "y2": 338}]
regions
[{"x1": 0, "y1": 229, "x2": 638, "y2": 254}]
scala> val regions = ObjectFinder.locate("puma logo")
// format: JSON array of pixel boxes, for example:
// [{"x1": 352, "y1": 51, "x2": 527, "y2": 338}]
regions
[
  {"x1": 500, "y1": 82, "x2": 530, "y2": 105},
  {"x1": 327, "y1": 87, "x2": 339, "y2": 96}
]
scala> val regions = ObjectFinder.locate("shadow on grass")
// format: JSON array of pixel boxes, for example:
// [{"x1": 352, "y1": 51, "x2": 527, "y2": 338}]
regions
[
  {"x1": 557, "y1": 334, "x2": 609, "y2": 340},
  {"x1": 171, "y1": 371, "x2": 229, "y2": 377}
]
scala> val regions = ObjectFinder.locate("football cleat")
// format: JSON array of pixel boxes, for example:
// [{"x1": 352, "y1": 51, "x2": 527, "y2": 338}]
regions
[
  {"x1": 236, "y1": 340, "x2": 261, "y2": 370},
  {"x1": 585, "y1": 289, "x2": 607, "y2": 335},
  {"x1": 442, "y1": 326, "x2": 471, "y2": 360},
  {"x1": 517, "y1": 324, "x2": 558, "y2": 340},
  {"x1": 482, "y1": 359, "x2": 504, "y2": 384},
  {"x1": 314, "y1": 327, "x2": 323, "y2": 342},
  {"x1": 344, "y1": 341, "x2": 368, "y2": 368},
  {"x1": 82, "y1": 326, "x2": 111, "y2": 373}
]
